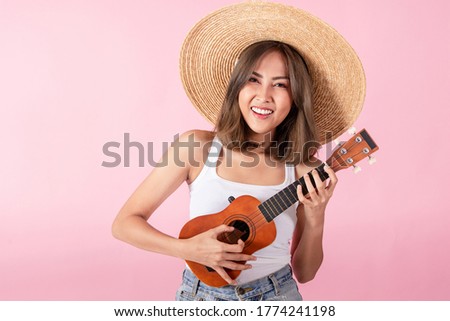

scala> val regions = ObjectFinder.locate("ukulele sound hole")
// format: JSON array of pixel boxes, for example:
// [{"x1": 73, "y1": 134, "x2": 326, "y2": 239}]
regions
[{"x1": 228, "y1": 220, "x2": 250, "y2": 242}]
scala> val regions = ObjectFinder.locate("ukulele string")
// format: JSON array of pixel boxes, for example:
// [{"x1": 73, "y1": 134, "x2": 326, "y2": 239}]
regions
[
  {"x1": 217, "y1": 178, "x2": 313, "y2": 243},
  {"x1": 220, "y1": 155, "x2": 359, "y2": 243},
  {"x1": 214, "y1": 157, "x2": 324, "y2": 243},
  {"x1": 216, "y1": 173, "x2": 315, "y2": 243},
  {"x1": 216, "y1": 206, "x2": 278, "y2": 244}
]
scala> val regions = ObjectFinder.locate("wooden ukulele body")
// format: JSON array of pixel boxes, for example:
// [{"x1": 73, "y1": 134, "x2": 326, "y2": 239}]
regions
[{"x1": 178, "y1": 195, "x2": 276, "y2": 287}]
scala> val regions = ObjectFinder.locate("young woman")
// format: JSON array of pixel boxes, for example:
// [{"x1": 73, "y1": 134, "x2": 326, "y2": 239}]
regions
[{"x1": 112, "y1": 2, "x2": 365, "y2": 301}]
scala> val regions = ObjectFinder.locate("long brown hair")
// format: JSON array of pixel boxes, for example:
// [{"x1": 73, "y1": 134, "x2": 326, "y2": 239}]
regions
[{"x1": 215, "y1": 40, "x2": 319, "y2": 164}]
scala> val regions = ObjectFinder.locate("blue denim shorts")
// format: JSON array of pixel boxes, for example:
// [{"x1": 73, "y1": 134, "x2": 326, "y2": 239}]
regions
[{"x1": 175, "y1": 265, "x2": 302, "y2": 301}]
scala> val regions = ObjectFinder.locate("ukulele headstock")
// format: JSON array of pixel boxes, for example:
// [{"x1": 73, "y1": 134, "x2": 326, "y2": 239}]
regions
[{"x1": 326, "y1": 128, "x2": 379, "y2": 174}]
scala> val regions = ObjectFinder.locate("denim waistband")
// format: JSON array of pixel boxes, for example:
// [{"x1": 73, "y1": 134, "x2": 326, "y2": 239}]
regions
[{"x1": 181, "y1": 265, "x2": 294, "y2": 300}]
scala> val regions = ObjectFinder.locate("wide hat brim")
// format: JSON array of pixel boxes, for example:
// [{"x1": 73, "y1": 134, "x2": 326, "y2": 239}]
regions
[{"x1": 180, "y1": 2, "x2": 366, "y2": 144}]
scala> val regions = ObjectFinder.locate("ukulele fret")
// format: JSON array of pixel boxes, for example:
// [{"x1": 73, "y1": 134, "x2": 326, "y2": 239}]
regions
[
  {"x1": 278, "y1": 190, "x2": 290, "y2": 207},
  {"x1": 259, "y1": 202, "x2": 275, "y2": 221},
  {"x1": 267, "y1": 198, "x2": 283, "y2": 216},
  {"x1": 286, "y1": 184, "x2": 298, "y2": 200},
  {"x1": 270, "y1": 195, "x2": 284, "y2": 212}
]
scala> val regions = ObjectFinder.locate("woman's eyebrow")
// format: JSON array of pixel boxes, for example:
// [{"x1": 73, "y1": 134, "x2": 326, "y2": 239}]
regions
[{"x1": 252, "y1": 71, "x2": 289, "y2": 80}]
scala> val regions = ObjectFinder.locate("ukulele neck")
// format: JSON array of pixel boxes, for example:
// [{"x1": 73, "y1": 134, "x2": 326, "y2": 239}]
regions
[{"x1": 258, "y1": 163, "x2": 328, "y2": 222}]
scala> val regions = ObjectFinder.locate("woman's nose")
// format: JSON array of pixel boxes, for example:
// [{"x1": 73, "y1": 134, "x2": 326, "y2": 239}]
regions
[{"x1": 256, "y1": 85, "x2": 272, "y2": 102}]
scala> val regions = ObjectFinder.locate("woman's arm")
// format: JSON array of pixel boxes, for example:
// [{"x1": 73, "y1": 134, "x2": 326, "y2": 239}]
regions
[
  {"x1": 290, "y1": 165, "x2": 338, "y2": 283},
  {"x1": 111, "y1": 130, "x2": 255, "y2": 285}
]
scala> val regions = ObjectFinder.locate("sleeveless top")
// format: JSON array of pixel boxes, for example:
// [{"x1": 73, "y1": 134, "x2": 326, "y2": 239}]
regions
[{"x1": 188, "y1": 137, "x2": 298, "y2": 283}]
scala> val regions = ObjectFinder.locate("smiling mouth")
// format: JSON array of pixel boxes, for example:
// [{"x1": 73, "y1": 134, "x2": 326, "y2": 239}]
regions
[{"x1": 251, "y1": 106, "x2": 273, "y2": 115}]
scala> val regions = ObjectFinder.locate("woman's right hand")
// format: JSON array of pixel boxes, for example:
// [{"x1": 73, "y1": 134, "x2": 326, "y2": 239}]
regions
[{"x1": 180, "y1": 224, "x2": 257, "y2": 285}]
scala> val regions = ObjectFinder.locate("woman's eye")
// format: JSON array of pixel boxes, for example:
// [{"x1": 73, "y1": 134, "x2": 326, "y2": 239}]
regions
[
  {"x1": 248, "y1": 77, "x2": 258, "y2": 83},
  {"x1": 275, "y1": 83, "x2": 288, "y2": 88}
]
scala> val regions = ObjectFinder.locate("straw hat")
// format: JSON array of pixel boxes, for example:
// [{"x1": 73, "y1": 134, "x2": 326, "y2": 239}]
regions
[{"x1": 179, "y1": 1, "x2": 366, "y2": 144}]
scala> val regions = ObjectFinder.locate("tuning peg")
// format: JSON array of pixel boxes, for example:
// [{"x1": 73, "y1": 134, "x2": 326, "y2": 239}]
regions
[
  {"x1": 352, "y1": 165, "x2": 362, "y2": 174},
  {"x1": 333, "y1": 139, "x2": 343, "y2": 147},
  {"x1": 368, "y1": 155, "x2": 377, "y2": 165},
  {"x1": 347, "y1": 126, "x2": 357, "y2": 135}
]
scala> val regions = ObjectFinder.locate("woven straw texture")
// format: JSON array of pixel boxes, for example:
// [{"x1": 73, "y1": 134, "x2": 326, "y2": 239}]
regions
[{"x1": 180, "y1": 1, "x2": 366, "y2": 144}]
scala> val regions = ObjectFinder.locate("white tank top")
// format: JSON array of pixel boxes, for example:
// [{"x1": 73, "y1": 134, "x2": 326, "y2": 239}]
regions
[{"x1": 188, "y1": 137, "x2": 298, "y2": 283}]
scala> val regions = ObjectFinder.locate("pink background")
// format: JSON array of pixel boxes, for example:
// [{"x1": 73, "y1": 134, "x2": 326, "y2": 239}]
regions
[{"x1": 1, "y1": 0, "x2": 449, "y2": 300}]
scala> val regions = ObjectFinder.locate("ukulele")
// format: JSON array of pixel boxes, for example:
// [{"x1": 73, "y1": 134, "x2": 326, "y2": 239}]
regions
[{"x1": 179, "y1": 128, "x2": 378, "y2": 287}]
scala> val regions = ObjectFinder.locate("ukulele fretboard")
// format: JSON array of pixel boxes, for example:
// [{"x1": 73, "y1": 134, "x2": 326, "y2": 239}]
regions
[{"x1": 258, "y1": 163, "x2": 329, "y2": 222}]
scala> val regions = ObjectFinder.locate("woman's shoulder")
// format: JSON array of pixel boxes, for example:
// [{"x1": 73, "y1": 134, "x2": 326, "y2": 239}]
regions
[
  {"x1": 173, "y1": 130, "x2": 215, "y2": 183},
  {"x1": 174, "y1": 129, "x2": 215, "y2": 168}
]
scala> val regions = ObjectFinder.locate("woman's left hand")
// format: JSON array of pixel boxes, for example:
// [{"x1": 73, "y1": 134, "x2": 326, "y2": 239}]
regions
[{"x1": 296, "y1": 165, "x2": 338, "y2": 226}]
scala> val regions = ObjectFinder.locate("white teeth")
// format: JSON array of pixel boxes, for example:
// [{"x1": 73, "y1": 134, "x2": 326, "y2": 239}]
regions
[{"x1": 251, "y1": 107, "x2": 273, "y2": 115}]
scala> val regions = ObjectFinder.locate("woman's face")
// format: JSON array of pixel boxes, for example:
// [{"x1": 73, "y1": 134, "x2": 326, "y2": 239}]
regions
[{"x1": 238, "y1": 50, "x2": 293, "y2": 142}]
